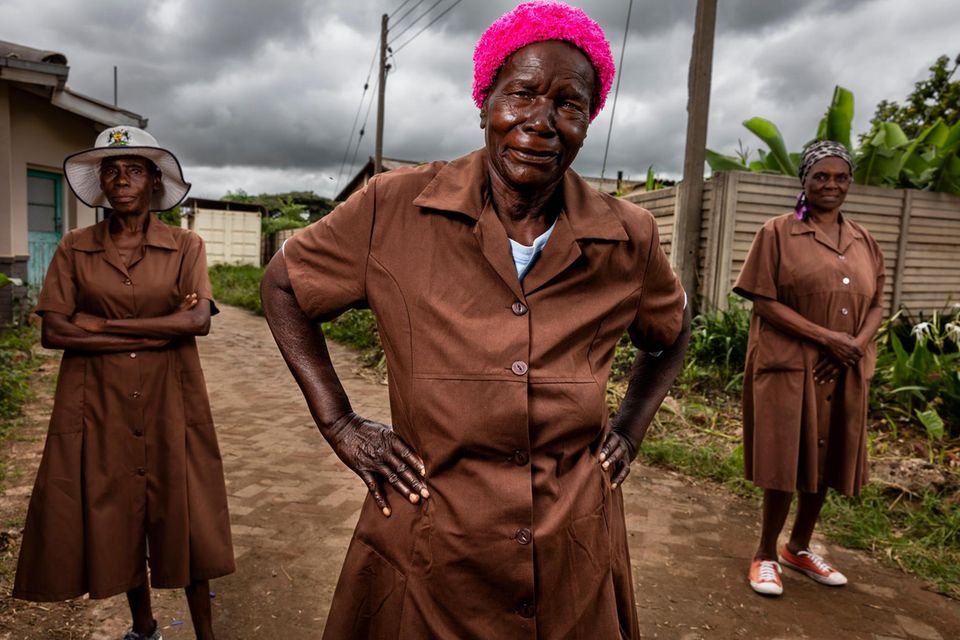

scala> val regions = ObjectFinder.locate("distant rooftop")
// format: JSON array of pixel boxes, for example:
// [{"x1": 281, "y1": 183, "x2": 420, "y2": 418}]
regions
[{"x1": 0, "y1": 39, "x2": 146, "y2": 129}]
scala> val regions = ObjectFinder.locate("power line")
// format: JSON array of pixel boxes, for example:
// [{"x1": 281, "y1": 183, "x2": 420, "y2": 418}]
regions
[
  {"x1": 390, "y1": 0, "x2": 426, "y2": 30},
  {"x1": 599, "y1": 0, "x2": 634, "y2": 187},
  {"x1": 389, "y1": 0, "x2": 413, "y2": 19},
  {"x1": 388, "y1": 0, "x2": 443, "y2": 46},
  {"x1": 346, "y1": 73, "x2": 381, "y2": 187},
  {"x1": 335, "y1": 42, "x2": 381, "y2": 194},
  {"x1": 392, "y1": 0, "x2": 465, "y2": 53}
]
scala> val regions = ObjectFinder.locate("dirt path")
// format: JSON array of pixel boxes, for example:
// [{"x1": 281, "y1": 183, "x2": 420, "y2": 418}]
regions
[{"x1": 2, "y1": 304, "x2": 959, "y2": 639}]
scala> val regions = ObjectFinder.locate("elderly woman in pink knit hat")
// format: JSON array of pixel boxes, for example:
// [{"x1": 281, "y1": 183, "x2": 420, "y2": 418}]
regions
[{"x1": 261, "y1": 2, "x2": 689, "y2": 637}]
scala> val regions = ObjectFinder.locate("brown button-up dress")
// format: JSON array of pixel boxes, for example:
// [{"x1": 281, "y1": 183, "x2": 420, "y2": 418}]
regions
[
  {"x1": 13, "y1": 215, "x2": 235, "y2": 601},
  {"x1": 734, "y1": 213, "x2": 885, "y2": 496},
  {"x1": 284, "y1": 150, "x2": 685, "y2": 639}
]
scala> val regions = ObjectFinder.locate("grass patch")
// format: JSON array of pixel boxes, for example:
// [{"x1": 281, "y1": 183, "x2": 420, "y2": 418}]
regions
[
  {"x1": 208, "y1": 265, "x2": 384, "y2": 367},
  {"x1": 209, "y1": 264, "x2": 265, "y2": 315},
  {"x1": 821, "y1": 485, "x2": 960, "y2": 598}
]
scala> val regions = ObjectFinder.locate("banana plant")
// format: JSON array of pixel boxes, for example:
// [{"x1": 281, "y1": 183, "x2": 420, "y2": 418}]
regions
[{"x1": 707, "y1": 84, "x2": 960, "y2": 194}]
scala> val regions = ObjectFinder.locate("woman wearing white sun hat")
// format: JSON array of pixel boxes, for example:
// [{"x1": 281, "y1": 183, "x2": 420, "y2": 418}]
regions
[{"x1": 13, "y1": 126, "x2": 234, "y2": 640}]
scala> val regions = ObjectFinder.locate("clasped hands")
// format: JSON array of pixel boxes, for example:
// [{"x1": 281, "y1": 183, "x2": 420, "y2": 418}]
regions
[
  {"x1": 331, "y1": 412, "x2": 633, "y2": 518},
  {"x1": 814, "y1": 329, "x2": 866, "y2": 384}
]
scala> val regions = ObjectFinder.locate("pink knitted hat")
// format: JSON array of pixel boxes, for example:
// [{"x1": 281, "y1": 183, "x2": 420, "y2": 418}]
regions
[{"x1": 472, "y1": 1, "x2": 615, "y2": 122}]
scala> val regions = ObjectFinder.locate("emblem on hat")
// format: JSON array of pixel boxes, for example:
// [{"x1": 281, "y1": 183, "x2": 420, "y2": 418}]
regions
[{"x1": 108, "y1": 129, "x2": 131, "y2": 147}]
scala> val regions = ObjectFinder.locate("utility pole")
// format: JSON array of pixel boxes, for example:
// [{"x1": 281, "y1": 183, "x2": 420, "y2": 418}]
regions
[
  {"x1": 672, "y1": 0, "x2": 716, "y2": 311},
  {"x1": 374, "y1": 13, "x2": 388, "y2": 175},
  {"x1": 113, "y1": 66, "x2": 118, "y2": 106}
]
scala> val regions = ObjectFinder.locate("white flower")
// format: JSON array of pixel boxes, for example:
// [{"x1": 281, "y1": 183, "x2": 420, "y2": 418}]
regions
[
  {"x1": 945, "y1": 321, "x2": 960, "y2": 345},
  {"x1": 912, "y1": 322, "x2": 933, "y2": 343}
]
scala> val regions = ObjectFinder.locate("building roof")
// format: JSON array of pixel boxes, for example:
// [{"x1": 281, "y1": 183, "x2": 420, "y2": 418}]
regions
[
  {"x1": 0, "y1": 39, "x2": 146, "y2": 128},
  {"x1": 335, "y1": 155, "x2": 648, "y2": 201},
  {"x1": 334, "y1": 157, "x2": 422, "y2": 201},
  {"x1": 181, "y1": 197, "x2": 266, "y2": 216}
]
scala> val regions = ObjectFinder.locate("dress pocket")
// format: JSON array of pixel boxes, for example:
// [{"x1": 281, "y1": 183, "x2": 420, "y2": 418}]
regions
[
  {"x1": 47, "y1": 355, "x2": 85, "y2": 434},
  {"x1": 754, "y1": 320, "x2": 806, "y2": 372},
  {"x1": 179, "y1": 368, "x2": 215, "y2": 426},
  {"x1": 325, "y1": 538, "x2": 407, "y2": 640}
]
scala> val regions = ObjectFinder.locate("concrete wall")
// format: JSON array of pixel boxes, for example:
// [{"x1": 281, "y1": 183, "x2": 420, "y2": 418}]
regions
[
  {"x1": 627, "y1": 172, "x2": 960, "y2": 317},
  {"x1": 186, "y1": 208, "x2": 261, "y2": 266}
]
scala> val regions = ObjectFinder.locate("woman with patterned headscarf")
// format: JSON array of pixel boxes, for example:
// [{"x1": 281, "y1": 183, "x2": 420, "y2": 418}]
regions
[
  {"x1": 260, "y1": 2, "x2": 689, "y2": 636},
  {"x1": 734, "y1": 140, "x2": 886, "y2": 597}
]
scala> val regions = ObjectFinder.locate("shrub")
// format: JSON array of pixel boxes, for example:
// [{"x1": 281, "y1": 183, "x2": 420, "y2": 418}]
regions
[
  {"x1": 0, "y1": 324, "x2": 38, "y2": 419},
  {"x1": 871, "y1": 309, "x2": 960, "y2": 444}
]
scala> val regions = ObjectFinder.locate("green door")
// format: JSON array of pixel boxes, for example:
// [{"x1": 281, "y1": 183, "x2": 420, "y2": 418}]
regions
[{"x1": 26, "y1": 169, "x2": 63, "y2": 286}]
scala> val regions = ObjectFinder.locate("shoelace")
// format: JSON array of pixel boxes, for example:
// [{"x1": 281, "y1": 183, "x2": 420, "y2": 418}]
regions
[
  {"x1": 758, "y1": 561, "x2": 780, "y2": 582},
  {"x1": 798, "y1": 550, "x2": 833, "y2": 573}
]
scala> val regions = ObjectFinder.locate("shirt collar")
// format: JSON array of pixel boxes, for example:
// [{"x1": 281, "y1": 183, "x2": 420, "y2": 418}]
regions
[
  {"x1": 412, "y1": 148, "x2": 628, "y2": 242},
  {"x1": 72, "y1": 212, "x2": 179, "y2": 252}
]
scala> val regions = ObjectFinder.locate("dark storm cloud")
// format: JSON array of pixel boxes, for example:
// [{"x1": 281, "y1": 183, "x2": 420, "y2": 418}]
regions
[{"x1": 1, "y1": 0, "x2": 955, "y2": 198}]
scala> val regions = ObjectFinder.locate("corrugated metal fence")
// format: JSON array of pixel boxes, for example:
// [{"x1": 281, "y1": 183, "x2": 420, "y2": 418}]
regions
[{"x1": 626, "y1": 172, "x2": 960, "y2": 316}]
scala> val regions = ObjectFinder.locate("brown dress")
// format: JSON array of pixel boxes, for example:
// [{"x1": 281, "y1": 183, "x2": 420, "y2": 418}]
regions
[
  {"x1": 283, "y1": 150, "x2": 686, "y2": 639},
  {"x1": 734, "y1": 212, "x2": 885, "y2": 496},
  {"x1": 13, "y1": 214, "x2": 235, "y2": 601}
]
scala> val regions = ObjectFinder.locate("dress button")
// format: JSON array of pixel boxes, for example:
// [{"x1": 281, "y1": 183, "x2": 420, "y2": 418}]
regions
[
  {"x1": 511, "y1": 361, "x2": 528, "y2": 375},
  {"x1": 136, "y1": 467, "x2": 146, "y2": 476},
  {"x1": 132, "y1": 391, "x2": 141, "y2": 398},
  {"x1": 515, "y1": 528, "x2": 532, "y2": 545},
  {"x1": 841, "y1": 308, "x2": 849, "y2": 316},
  {"x1": 134, "y1": 430, "x2": 144, "y2": 437},
  {"x1": 512, "y1": 450, "x2": 529, "y2": 466},
  {"x1": 129, "y1": 352, "x2": 137, "y2": 359},
  {"x1": 511, "y1": 301, "x2": 528, "y2": 316},
  {"x1": 517, "y1": 601, "x2": 535, "y2": 618},
  {"x1": 123, "y1": 278, "x2": 132, "y2": 285},
  {"x1": 838, "y1": 254, "x2": 846, "y2": 260},
  {"x1": 818, "y1": 439, "x2": 825, "y2": 447},
  {"x1": 842, "y1": 277, "x2": 850, "y2": 285}
]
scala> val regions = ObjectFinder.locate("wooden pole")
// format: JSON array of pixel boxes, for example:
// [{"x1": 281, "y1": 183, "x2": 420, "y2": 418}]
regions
[
  {"x1": 671, "y1": 0, "x2": 717, "y2": 310},
  {"x1": 374, "y1": 13, "x2": 388, "y2": 175}
]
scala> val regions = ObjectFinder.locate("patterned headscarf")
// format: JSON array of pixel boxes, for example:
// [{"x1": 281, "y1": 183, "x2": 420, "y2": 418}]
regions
[
  {"x1": 795, "y1": 140, "x2": 854, "y2": 220},
  {"x1": 798, "y1": 140, "x2": 853, "y2": 186},
  {"x1": 472, "y1": 1, "x2": 615, "y2": 122}
]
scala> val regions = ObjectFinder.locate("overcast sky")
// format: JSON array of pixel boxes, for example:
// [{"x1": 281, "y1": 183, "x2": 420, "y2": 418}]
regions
[{"x1": 2, "y1": 0, "x2": 958, "y2": 199}]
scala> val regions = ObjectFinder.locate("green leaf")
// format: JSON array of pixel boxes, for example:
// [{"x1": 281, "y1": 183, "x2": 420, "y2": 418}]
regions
[
  {"x1": 742, "y1": 117, "x2": 797, "y2": 175},
  {"x1": 705, "y1": 148, "x2": 750, "y2": 172},
  {"x1": 915, "y1": 408, "x2": 945, "y2": 441},
  {"x1": 646, "y1": 165, "x2": 656, "y2": 191},
  {"x1": 0, "y1": 272, "x2": 10, "y2": 289},
  {"x1": 822, "y1": 86, "x2": 854, "y2": 149}
]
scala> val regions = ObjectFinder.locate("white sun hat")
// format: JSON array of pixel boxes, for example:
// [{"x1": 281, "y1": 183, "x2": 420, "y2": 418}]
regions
[{"x1": 63, "y1": 126, "x2": 191, "y2": 211}]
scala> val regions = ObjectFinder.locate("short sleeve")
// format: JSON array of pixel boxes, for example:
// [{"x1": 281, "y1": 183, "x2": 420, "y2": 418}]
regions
[
  {"x1": 179, "y1": 232, "x2": 219, "y2": 316},
  {"x1": 282, "y1": 178, "x2": 377, "y2": 322},
  {"x1": 733, "y1": 222, "x2": 779, "y2": 301},
  {"x1": 34, "y1": 238, "x2": 77, "y2": 317},
  {"x1": 628, "y1": 218, "x2": 686, "y2": 352}
]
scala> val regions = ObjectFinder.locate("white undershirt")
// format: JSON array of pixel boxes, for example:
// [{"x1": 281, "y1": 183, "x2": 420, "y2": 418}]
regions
[{"x1": 509, "y1": 220, "x2": 557, "y2": 282}]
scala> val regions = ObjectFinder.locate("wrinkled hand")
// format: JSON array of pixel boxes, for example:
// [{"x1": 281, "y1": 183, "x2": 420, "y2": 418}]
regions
[
  {"x1": 599, "y1": 431, "x2": 638, "y2": 490},
  {"x1": 327, "y1": 413, "x2": 429, "y2": 517},
  {"x1": 72, "y1": 312, "x2": 106, "y2": 334},
  {"x1": 813, "y1": 355, "x2": 843, "y2": 384},
  {"x1": 821, "y1": 330, "x2": 863, "y2": 367},
  {"x1": 176, "y1": 293, "x2": 199, "y2": 312}
]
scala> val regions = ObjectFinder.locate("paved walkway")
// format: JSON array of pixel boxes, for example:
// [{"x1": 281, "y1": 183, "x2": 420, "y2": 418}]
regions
[{"x1": 2, "y1": 304, "x2": 959, "y2": 639}]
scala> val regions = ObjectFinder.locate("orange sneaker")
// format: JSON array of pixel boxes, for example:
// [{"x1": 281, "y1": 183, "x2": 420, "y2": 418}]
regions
[
  {"x1": 780, "y1": 546, "x2": 847, "y2": 586},
  {"x1": 748, "y1": 558, "x2": 783, "y2": 596}
]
